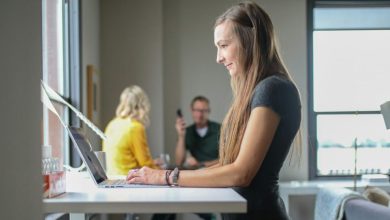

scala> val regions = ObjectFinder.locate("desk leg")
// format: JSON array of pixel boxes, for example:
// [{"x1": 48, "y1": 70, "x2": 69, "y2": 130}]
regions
[{"x1": 70, "y1": 213, "x2": 85, "y2": 220}]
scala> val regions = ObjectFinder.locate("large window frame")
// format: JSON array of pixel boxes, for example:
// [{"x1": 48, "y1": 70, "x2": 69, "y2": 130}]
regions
[
  {"x1": 308, "y1": 0, "x2": 390, "y2": 180},
  {"x1": 42, "y1": 0, "x2": 81, "y2": 167},
  {"x1": 66, "y1": 0, "x2": 83, "y2": 167}
]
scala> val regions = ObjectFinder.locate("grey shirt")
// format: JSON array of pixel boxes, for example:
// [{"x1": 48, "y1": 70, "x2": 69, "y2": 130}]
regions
[{"x1": 224, "y1": 74, "x2": 301, "y2": 220}]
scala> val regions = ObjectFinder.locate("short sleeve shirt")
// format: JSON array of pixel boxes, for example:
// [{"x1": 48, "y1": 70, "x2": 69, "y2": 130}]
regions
[
  {"x1": 185, "y1": 121, "x2": 220, "y2": 162},
  {"x1": 226, "y1": 75, "x2": 301, "y2": 220}
]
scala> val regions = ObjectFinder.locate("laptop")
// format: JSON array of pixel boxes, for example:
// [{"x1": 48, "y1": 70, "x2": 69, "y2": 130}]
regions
[
  {"x1": 41, "y1": 81, "x2": 167, "y2": 188},
  {"x1": 67, "y1": 126, "x2": 168, "y2": 188}
]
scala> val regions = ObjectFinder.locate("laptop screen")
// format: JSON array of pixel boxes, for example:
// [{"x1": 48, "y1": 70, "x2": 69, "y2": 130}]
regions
[
  {"x1": 41, "y1": 82, "x2": 109, "y2": 185},
  {"x1": 68, "y1": 127, "x2": 107, "y2": 184}
]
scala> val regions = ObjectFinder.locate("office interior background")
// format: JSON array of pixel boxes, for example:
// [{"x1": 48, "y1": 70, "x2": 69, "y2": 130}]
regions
[{"x1": 1, "y1": 0, "x2": 389, "y2": 219}]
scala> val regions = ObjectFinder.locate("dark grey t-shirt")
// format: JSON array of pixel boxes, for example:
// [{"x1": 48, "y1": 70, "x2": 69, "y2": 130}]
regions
[{"x1": 224, "y1": 75, "x2": 301, "y2": 220}]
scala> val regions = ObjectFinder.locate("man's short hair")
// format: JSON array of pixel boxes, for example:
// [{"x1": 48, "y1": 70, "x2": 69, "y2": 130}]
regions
[{"x1": 191, "y1": 96, "x2": 210, "y2": 108}]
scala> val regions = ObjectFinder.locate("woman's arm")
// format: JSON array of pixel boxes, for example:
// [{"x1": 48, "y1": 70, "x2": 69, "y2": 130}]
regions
[{"x1": 127, "y1": 107, "x2": 280, "y2": 186}]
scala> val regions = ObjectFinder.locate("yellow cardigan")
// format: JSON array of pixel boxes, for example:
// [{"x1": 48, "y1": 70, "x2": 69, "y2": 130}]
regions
[{"x1": 102, "y1": 117, "x2": 158, "y2": 175}]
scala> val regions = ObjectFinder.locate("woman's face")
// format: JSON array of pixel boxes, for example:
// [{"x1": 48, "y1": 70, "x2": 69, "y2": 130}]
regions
[{"x1": 214, "y1": 21, "x2": 242, "y2": 77}]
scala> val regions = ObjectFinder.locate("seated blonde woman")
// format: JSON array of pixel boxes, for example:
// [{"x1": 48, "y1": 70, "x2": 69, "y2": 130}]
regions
[{"x1": 102, "y1": 85, "x2": 159, "y2": 175}]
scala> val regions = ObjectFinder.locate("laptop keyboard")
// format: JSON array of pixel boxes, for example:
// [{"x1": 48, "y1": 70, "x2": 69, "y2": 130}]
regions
[
  {"x1": 100, "y1": 179, "x2": 169, "y2": 188},
  {"x1": 101, "y1": 179, "x2": 128, "y2": 186}
]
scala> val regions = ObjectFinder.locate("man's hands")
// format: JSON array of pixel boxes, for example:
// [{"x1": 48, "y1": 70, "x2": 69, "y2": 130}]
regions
[
  {"x1": 185, "y1": 155, "x2": 200, "y2": 167},
  {"x1": 175, "y1": 117, "x2": 186, "y2": 137}
]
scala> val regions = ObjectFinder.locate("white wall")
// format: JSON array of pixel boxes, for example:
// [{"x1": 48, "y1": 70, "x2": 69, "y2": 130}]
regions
[
  {"x1": 101, "y1": 0, "x2": 164, "y2": 156},
  {"x1": 257, "y1": 0, "x2": 309, "y2": 181},
  {"x1": 82, "y1": 0, "x2": 102, "y2": 150},
  {"x1": 0, "y1": 0, "x2": 42, "y2": 219},
  {"x1": 162, "y1": 0, "x2": 234, "y2": 160}
]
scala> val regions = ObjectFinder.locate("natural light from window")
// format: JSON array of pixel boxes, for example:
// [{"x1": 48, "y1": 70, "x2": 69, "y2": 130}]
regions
[
  {"x1": 313, "y1": 30, "x2": 390, "y2": 176},
  {"x1": 314, "y1": 30, "x2": 390, "y2": 112}
]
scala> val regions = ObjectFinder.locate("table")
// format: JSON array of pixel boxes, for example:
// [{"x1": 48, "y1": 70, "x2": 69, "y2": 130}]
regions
[{"x1": 43, "y1": 172, "x2": 246, "y2": 219}]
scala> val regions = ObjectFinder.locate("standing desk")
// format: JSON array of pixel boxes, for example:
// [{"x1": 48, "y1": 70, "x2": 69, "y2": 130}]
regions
[{"x1": 43, "y1": 172, "x2": 247, "y2": 220}]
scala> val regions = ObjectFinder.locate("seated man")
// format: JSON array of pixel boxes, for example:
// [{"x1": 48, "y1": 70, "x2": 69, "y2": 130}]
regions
[
  {"x1": 175, "y1": 96, "x2": 220, "y2": 169},
  {"x1": 154, "y1": 96, "x2": 219, "y2": 220}
]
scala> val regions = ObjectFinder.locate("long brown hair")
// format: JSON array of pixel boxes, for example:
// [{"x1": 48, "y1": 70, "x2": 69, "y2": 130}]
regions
[{"x1": 217, "y1": 1, "x2": 294, "y2": 165}]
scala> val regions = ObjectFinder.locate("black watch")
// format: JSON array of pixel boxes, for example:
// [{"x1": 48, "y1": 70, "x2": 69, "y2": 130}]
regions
[{"x1": 172, "y1": 167, "x2": 180, "y2": 186}]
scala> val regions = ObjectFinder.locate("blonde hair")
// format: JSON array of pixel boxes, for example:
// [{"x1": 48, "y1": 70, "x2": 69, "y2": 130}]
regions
[
  {"x1": 115, "y1": 85, "x2": 150, "y2": 126},
  {"x1": 216, "y1": 2, "x2": 300, "y2": 165}
]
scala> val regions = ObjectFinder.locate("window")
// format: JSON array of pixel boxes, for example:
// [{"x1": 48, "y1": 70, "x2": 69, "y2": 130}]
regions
[
  {"x1": 42, "y1": 0, "x2": 81, "y2": 166},
  {"x1": 42, "y1": 0, "x2": 68, "y2": 164},
  {"x1": 309, "y1": 3, "x2": 390, "y2": 179}
]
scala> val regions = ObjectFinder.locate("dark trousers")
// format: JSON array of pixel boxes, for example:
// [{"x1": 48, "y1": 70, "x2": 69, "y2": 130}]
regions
[{"x1": 152, "y1": 213, "x2": 213, "y2": 220}]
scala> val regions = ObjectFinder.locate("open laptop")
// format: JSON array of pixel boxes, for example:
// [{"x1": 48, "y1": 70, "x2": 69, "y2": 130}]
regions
[
  {"x1": 41, "y1": 81, "x2": 167, "y2": 188},
  {"x1": 66, "y1": 126, "x2": 167, "y2": 188}
]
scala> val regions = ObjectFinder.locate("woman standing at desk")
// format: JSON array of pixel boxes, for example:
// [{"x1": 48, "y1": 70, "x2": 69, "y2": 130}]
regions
[
  {"x1": 127, "y1": 2, "x2": 301, "y2": 219},
  {"x1": 103, "y1": 85, "x2": 159, "y2": 175}
]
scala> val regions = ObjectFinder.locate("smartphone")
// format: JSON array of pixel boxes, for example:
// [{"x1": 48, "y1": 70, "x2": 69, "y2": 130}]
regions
[{"x1": 176, "y1": 109, "x2": 183, "y2": 118}]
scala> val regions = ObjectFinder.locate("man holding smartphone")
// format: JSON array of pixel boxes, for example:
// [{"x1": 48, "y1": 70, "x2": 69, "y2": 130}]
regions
[{"x1": 175, "y1": 96, "x2": 220, "y2": 169}]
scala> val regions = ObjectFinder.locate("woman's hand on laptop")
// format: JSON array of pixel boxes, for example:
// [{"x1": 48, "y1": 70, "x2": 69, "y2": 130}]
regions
[{"x1": 126, "y1": 166, "x2": 165, "y2": 185}]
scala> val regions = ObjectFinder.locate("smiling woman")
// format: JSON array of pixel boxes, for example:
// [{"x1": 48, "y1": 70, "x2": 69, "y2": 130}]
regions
[
  {"x1": 214, "y1": 21, "x2": 242, "y2": 76},
  {"x1": 126, "y1": 2, "x2": 302, "y2": 220}
]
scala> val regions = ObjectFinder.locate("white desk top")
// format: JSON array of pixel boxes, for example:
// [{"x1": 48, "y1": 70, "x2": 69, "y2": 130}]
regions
[{"x1": 43, "y1": 172, "x2": 247, "y2": 214}]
